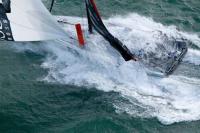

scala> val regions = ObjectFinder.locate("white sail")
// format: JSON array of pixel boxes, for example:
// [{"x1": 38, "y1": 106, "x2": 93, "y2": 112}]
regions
[{"x1": 3, "y1": 0, "x2": 67, "y2": 41}]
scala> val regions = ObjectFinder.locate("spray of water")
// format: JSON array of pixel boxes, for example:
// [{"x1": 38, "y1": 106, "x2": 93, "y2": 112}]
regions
[{"x1": 10, "y1": 13, "x2": 200, "y2": 125}]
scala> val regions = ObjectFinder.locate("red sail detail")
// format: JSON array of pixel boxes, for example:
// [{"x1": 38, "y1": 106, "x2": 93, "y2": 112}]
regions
[
  {"x1": 75, "y1": 24, "x2": 85, "y2": 46},
  {"x1": 90, "y1": 0, "x2": 101, "y2": 18}
]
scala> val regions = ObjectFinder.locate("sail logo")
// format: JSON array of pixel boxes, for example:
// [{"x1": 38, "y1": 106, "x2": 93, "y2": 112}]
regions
[
  {"x1": 0, "y1": 20, "x2": 5, "y2": 39},
  {"x1": 1, "y1": 0, "x2": 11, "y2": 13},
  {"x1": 0, "y1": 18, "x2": 13, "y2": 41}
]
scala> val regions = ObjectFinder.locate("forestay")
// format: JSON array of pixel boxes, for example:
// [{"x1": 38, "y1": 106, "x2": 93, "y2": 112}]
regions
[{"x1": 0, "y1": 0, "x2": 67, "y2": 41}]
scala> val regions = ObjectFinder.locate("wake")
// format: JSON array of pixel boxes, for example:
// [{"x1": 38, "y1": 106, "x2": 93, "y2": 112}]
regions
[{"x1": 10, "y1": 13, "x2": 200, "y2": 125}]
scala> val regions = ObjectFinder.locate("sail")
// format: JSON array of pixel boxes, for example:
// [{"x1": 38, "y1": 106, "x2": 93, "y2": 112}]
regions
[
  {"x1": 85, "y1": 0, "x2": 135, "y2": 61},
  {"x1": 0, "y1": 0, "x2": 67, "y2": 41}
]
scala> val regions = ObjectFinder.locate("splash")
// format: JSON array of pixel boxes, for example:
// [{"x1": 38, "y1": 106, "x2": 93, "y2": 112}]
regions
[
  {"x1": 184, "y1": 49, "x2": 200, "y2": 65},
  {"x1": 10, "y1": 13, "x2": 200, "y2": 125}
]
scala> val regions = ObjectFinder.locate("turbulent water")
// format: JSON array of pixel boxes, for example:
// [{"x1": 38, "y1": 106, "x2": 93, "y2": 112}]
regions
[{"x1": 1, "y1": 0, "x2": 200, "y2": 133}]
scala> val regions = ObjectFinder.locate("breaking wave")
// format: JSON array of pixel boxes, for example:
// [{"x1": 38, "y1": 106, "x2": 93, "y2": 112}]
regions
[{"x1": 10, "y1": 13, "x2": 200, "y2": 125}]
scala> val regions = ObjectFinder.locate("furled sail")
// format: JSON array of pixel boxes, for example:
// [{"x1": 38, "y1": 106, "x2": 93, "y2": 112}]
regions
[
  {"x1": 0, "y1": 0, "x2": 67, "y2": 41},
  {"x1": 85, "y1": 0, "x2": 136, "y2": 61}
]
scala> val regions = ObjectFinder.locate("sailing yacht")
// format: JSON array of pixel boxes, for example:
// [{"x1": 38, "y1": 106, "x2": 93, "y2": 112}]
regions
[{"x1": 0, "y1": 0, "x2": 188, "y2": 76}]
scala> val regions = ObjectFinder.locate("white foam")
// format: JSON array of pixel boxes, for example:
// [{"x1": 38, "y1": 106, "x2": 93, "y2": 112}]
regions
[
  {"x1": 184, "y1": 49, "x2": 200, "y2": 65},
  {"x1": 11, "y1": 13, "x2": 200, "y2": 125}
]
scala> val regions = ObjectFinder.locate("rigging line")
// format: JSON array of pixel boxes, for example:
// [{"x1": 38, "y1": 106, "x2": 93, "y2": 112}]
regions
[
  {"x1": 80, "y1": 0, "x2": 85, "y2": 22},
  {"x1": 50, "y1": 0, "x2": 55, "y2": 12},
  {"x1": 78, "y1": 0, "x2": 86, "y2": 41}
]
